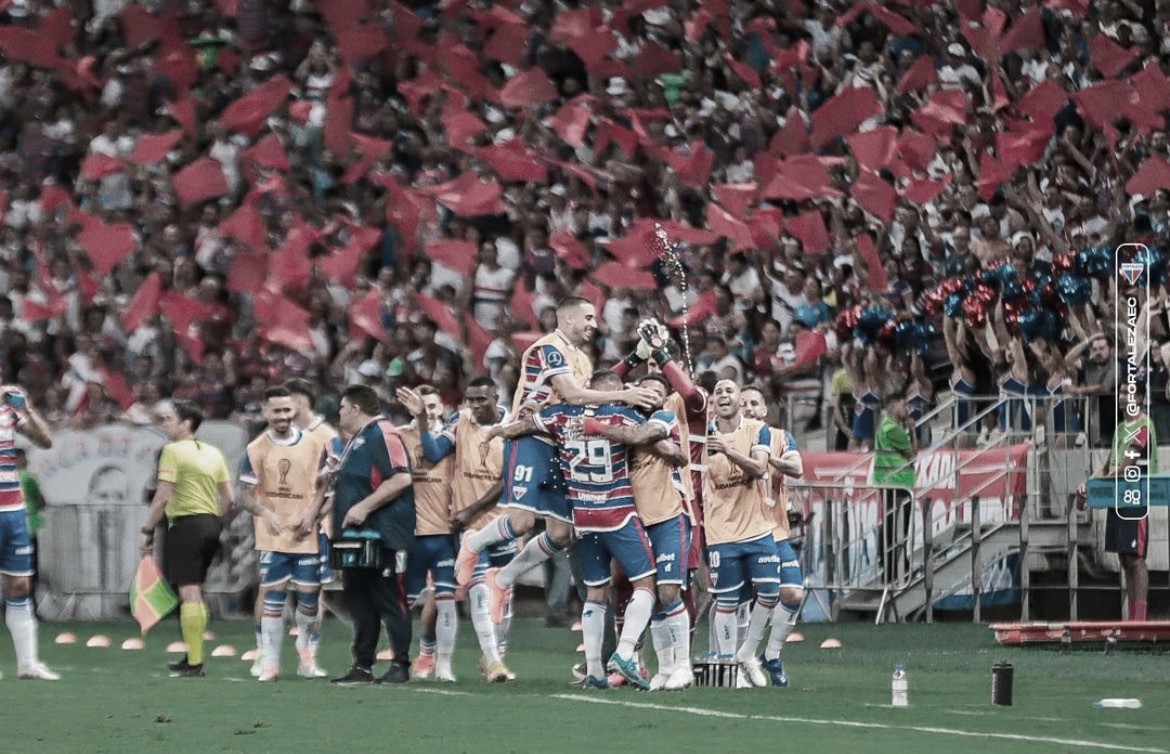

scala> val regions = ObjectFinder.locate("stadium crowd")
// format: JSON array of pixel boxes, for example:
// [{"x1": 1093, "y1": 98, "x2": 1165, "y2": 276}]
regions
[{"x1": 0, "y1": 0, "x2": 1168, "y2": 451}]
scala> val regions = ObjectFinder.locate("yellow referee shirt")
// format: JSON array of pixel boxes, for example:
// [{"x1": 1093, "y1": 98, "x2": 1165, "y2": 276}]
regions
[{"x1": 158, "y1": 439, "x2": 231, "y2": 521}]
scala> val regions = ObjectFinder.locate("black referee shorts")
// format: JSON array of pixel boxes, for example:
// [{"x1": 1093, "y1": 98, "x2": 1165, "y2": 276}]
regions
[
  {"x1": 1105, "y1": 509, "x2": 1148, "y2": 559},
  {"x1": 165, "y1": 514, "x2": 223, "y2": 586}
]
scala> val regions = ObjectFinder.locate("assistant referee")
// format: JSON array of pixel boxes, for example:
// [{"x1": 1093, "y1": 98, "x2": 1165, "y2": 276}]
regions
[{"x1": 140, "y1": 400, "x2": 235, "y2": 678}]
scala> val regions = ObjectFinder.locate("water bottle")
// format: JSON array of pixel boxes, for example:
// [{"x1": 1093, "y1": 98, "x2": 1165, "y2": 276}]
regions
[
  {"x1": 891, "y1": 664, "x2": 908, "y2": 707},
  {"x1": 1093, "y1": 699, "x2": 1142, "y2": 709}
]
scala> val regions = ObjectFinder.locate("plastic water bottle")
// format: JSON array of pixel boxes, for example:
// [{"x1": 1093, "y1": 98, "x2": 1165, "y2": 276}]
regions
[
  {"x1": 1093, "y1": 699, "x2": 1142, "y2": 709},
  {"x1": 892, "y1": 664, "x2": 908, "y2": 707}
]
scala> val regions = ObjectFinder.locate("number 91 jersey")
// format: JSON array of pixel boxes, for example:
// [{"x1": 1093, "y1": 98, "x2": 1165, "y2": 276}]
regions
[{"x1": 534, "y1": 404, "x2": 643, "y2": 533}]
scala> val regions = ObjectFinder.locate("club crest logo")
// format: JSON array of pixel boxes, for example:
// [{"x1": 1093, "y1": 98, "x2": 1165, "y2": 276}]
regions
[
  {"x1": 277, "y1": 458, "x2": 291, "y2": 485},
  {"x1": 1119, "y1": 262, "x2": 1144, "y2": 286},
  {"x1": 512, "y1": 485, "x2": 528, "y2": 500}
]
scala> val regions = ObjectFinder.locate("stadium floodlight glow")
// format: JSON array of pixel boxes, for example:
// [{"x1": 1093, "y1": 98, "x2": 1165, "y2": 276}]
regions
[{"x1": 1113, "y1": 243, "x2": 1151, "y2": 522}]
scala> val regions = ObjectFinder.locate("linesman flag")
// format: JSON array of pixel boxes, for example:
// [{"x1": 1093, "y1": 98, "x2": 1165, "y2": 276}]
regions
[{"x1": 130, "y1": 555, "x2": 179, "y2": 635}]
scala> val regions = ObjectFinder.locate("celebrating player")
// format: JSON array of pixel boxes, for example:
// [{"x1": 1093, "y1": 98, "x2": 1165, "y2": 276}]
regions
[
  {"x1": 397, "y1": 385, "x2": 458, "y2": 682},
  {"x1": 239, "y1": 386, "x2": 330, "y2": 682},
  {"x1": 740, "y1": 385, "x2": 804, "y2": 687}
]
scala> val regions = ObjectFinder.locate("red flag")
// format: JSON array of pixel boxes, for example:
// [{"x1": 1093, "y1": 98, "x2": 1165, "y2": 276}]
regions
[
  {"x1": 982, "y1": 6, "x2": 1008, "y2": 36},
  {"x1": 549, "y1": 8, "x2": 593, "y2": 41},
  {"x1": 20, "y1": 296, "x2": 66, "y2": 322},
  {"x1": 78, "y1": 220, "x2": 136, "y2": 274},
  {"x1": 510, "y1": 283, "x2": 540, "y2": 329},
  {"x1": 667, "y1": 290, "x2": 718, "y2": 328},
  {"x1": 242, "y1": 133, "x2": 290, "y2": 171},
  {"x1": 1072, "y1": 80, "x2": 1135, "y2": 129},
  {"x1": 129, "y1": 131, "x2": 183, "y2": 165},
  {"x1": 810, "y1": 86, "x2": 883, "y2": 148},
  {"x1": 793, "y1": 330, "x2": 828, "y2": 368},
  {"x1": 665, "y1": 142, "x2": 715, "y2": 188},
  {"x1": 593, "y1": 261, "x2": 656, "y2": 290},
  {"x1": 851, "y1": 169, "x2": 897, "y2": 222},
  {"x1": 868, "y1": 4, "x2": 916, "y2": 36},
  {"x1": 335, "y1": 24, "x2": 388, "y2": 65},
  {"x1": 547, "y1": 99, "x2": 594, "y2": 148},
  {"x1": 158, "y1": 291, "x2": 214, "y2": 335},
  {"x1": 317, "y1": 238, "x2": 366, "y2": 286},
  {"x1": 549, "y1": 230, "x2": 590, "y2": 269},
  {"x1": 482, "y1": 22, "x2": 528, "y2": 67},
  {"x1": 901, "y1": 175, "x2": 951, "y2": 205},
  {"x1": 576, "y1": 280, "x2": 605, "y2": 315},
  {"x1": 464, "y1": 313, "x2": 492, "y2": 367},
  {"x1": 713, "y1": 184, "x2": 758, "y2": 218},
  {"x1": 155, "y1": 46, "x2": 198, "y2": 91},
  {"x1": 686, "y1": 8, "x2": 714, "y2": 40},
  {"x1": 416, "y1": 294, "x2": 461, "y2": 335},
  {"x1": 897, "y1": 55, "x2": 937, "y2": 94},
  {"x1": 169, "y1": 95, "x2": 197, "y2": 136},
  {"x1": 219, "y1": 202, "x2": 265, "y2": 250},
  {"x1": 498, "y1": 68, "x2": 558, "y2": 108},
  {"x1": 420, "y1": 173, "x2": 506, "y2": 216},
  {"x1": 0, "y1": 27, "x2": 59, "y2": 67},
  {"x1": 897, "y1": 129, "x2": 937, "y2": 171},
  {"x1": 1133, "y1": 64, "x2": 1170, "y2": 113},
  {"x1": 650, "y1": 219, "x2": 721, "y2": 246},
  {"x1": 566, "y1": 28, "x2": 617, "y2": 72},
  {"x1": 1126, "y1": 157, "x2": 1170, "y2": 197},
  {"x1": 1086, "y1": 34, "x2": 1136, "y2": 79},
  {"x1": 594, "y1": 119, "x2": 638, "y2": 158},
  {"x1": 996, "y1": 126, "x2": 1053, "y2": 165},
  {"x1": 855, "y1": 233, "x2": 888, "y2": 291},
  {"x1": 1016, "y1": 79, "x2": 1067, "y2": 123},
  {"x1": 97, "y1": 366, "x2": 134, "y2": 410},
  {"x1": 443, "y1": 110, "x2": 488, "y2": 148},
  {"x1": 846, "y1": 126, "x2": 898, "y2": 172},
  {"x1": 998, "y1": 7, "x2": 1045, "y2": 53},
  {"x1": 425, "y1": 239, "x2": 478, "y2": 277},
  {"x1": 770, "y1": 114, "x2": 811, "y2": 157},
  {"x1": 786, "y1": 210, "x2": 831, "y2": 255},
  {"x1": 119, "y1": 4, "x2": 163, "y2": 47},
  {"x1": 172, "y1": 158, "x2": 230, "y2": 206},
  {"x1": 80, "y1": 154, "x2": 124, "y2": 181},
  {"x1": 633, "y1": 43, "x2": 682, "y2": 76},
  {"x1": 122, "y1": 272, "x2": 163, "y2": 332},
  {"x1": 219, "y1": 75, "x2": 293, "y2": 137},
  {"x1": 511, "y1": 331, "x2": 541, "y2": 355},
  {"x1": 227, "y1": 252, "x2": 268, "y2": 292},
  {"x1": 349, "y1": 289, "x2": 388, "y2": 343},
  {"x1": 706, "y1": 202, "x2": 754, "y2": 250},
  {"x1": 724, "y1": 53, "x2": 761, "y2": 89},
  {"x1": 762, "y1": 155, "x2": 840, "y2": 202},
  {"x1": 472, "y1": 144, "x2": 548, "y2": 183}
]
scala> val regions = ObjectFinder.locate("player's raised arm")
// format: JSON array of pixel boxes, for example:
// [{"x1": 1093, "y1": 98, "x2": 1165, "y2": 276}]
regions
[
  {"x1": 489, "y1": 414, "x2": 542, "y2": 441},
  {"x1": 582, "y1": 415, "x2": 668, "y2": 447},
  {"x1": 550, "y1": 372, "x2": 658, "y2": 411},
  {"x1": 3, "y1": 386, "x2": 53, "y2": 449}
]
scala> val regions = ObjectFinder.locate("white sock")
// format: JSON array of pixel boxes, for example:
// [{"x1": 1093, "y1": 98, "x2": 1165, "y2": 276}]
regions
[
  {"x1": 436, "y1": 597, "x2": 457, "y2": 675},
  {"x1": 713, "y1": 603, "x2": 738, "y2": 657},
  {"x1": 764, "y1": 601, "x2": 801, "y2": 662},
  {"x1": 707, "y1": 602, "x2": 718, "y2": 655},
  {"x1": 294, "y1": 607, "x2": 314, "y2": 654},
  {"x1": 261, "y1": 616, "x2": 283, "y2": 672},
  {"x1": 582, "y1": 600, "x2": 607, "y2": 679},
  {"x1": 616, "y1": 589, "x2": 654, "y2": 660},
  {"x1": 667, "y1": 606, "x2": 691, "y2": 671},
  {"x1": 496, "y1": 593, "x2": 513, "y2": 657},
  {"x1": 469, "y1": 584, "x2": 501, "y2": 664},
  {"x1": 496, "y1": 532, "x2": 558, "y2": 589},
  {"x1": 650, "y1": 617, "x2": 672, "y2": 676},
  {"x1": 736, "y1": 597, "x2": 777, "y2": 663},
  {"x1": 6, "y1": 597, "x2": 37, "y2": 669},
  {"x1": 735, "y1": 601, "x2": 751, "y2": 651},
  {"x1": 467, "y1": 517, "x2": 514, "y2": 553}
]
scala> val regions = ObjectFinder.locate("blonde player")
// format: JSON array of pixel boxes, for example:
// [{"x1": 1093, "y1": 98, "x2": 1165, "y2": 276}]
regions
[
  {"x1": 740, "y1": 385, "x2": 804, "y2": 687},
  {"x1": 396, "y1": 385, "x2": 457, "y2": 681},
  {"x1": 239, "y1": 386, "x2": 329, "y2": 682}
]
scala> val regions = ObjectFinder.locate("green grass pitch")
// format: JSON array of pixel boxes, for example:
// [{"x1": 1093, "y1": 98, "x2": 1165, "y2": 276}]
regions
[{"x1": 4, "y1": 618, "x2": 1168, "y2": 753}]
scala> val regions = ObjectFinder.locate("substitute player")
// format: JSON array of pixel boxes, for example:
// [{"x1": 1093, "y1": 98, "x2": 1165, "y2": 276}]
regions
[
  {"x1": 704, "y1": 379, "x2": 777, "y2": 688},
  {"x1": 0, "y1": 384, "x2": 57, "y2": 681},
  {"x1": 455, "y1": 297, "x2": 656, "y2": 591},
  {"x1": 397, "y1": 385, "x2": 458, "y2": 682},
  {"x1": 416, "y1": 377, "x2": 514, "y2": 682},
  {"x1": 239, "y1": 386, "x2": 329, "y2": 682},
  {"x1": 741, "y1": 385, "x2": 804, "y2": 687}
]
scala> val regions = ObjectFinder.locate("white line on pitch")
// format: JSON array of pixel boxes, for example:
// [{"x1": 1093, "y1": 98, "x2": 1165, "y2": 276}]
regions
[
  {"x1": 411, "y1": 688, "x2": 474, "y2": 697},
  {"x1": 552, "y1": 695, "x2": 1166, "y2": 754}
]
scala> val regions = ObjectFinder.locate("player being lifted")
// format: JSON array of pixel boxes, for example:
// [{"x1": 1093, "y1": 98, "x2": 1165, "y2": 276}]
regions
[
  {"x1": 455, "y1": 298, "x2": 656, "y2": 612},
  {"x1": 494, "y1": 369, "x2": 664, "y2": 689},
  {"x1": 239, "y1": 386, "x2": 329, "y2": 682},
  {"x1": 705, "y1": 379, "x2": 780, "y2": 688},
  {"x1": 397, "y1": 385, "x2": 458, "y2": 682},
  {"x1": 404, "y1": 378, "x2": 516, "y2": 682},
  {"x1": 740, "y1": 385, "x2": 805, "y2": 687},
  {"x1": 587, "y1": 372, "x2": 694, "y2": 691}
]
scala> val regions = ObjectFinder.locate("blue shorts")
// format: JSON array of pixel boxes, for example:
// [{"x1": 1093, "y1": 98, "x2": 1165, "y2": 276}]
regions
[
  {"x1": 707, "y1": 533, "x2": 780, "y2": 596},
  {"x1": 645, "y1": 515, "x2": 691, "y2": 588},
  {"x1": 0, "y1": 509, "x2": 33, "y2": 577},
  {"x1": 405, "y1": 533, "x2": 457, "y2": 602},
  {"x1": 774, "y1": 537, "x2": 804, "y2": 589},
  {"x1": 472, "y1": 537, "x2": 519, "y2": 582},
  {"x1": 317, "y1": 531, "x2": 334, "y2": 585},
  {"x1": 579, "y1": 517, "x2": 656, "y2": 587},
  {"x1": 501, "y1": 436, "x2": 572, "y2": 523},
  {"x1": 259, "y1": 551, "x2": 321, "y2": 589}
]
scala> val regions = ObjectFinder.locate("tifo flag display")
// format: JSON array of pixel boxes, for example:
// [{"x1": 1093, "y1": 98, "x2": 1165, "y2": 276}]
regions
[{"x1": 130, "y1": 556, "x2": 178, "y2": 635}]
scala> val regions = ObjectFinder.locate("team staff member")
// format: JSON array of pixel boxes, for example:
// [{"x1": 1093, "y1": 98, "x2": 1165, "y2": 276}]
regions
[
  {"x1": 140, "y1": 400, "x2": 235, "y2": 679},
  {"x1": 0, "y1": 384, "x2": 58, "y2": 681},
  {"x1": 320, "y1": 385, "x2": 415, "y2": 686},
  {"x1": 873, "y1": 391, "x2": 916, "y2": 582}
]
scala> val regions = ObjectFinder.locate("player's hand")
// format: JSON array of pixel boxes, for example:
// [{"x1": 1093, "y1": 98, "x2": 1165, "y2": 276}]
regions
[
  {"x1": 343, "y1": 504, "x2": 368, "y2": 528},
  {"x1": 1075, "y1": 482, "x2": 1088, "y2": 511},
  {"x1": 622, "y1": 386, "x2": 659, "y2": 411},
  {"x1": 449, "y1": 507, "x2": 474, "y2": 529},
  {"x1": 707, "y1": 437, "x2": 727, "y2": 455},
  {"x1": 264, "y1": 511, "x2": 284, "y2": 537},
  {"x1": 294, "y1": 512, "x2": 317, "y2": 539},
  {"x1": 396, "y1": 387, "x2": 424, "y2": 417},
  {"x1": 637, "y1": 320, "x2": 668, "y2": 350},
  {"x1": 517, "y1": 401, "x2": 541, "y2": 419},
  {"x1": 139, "y1": 532, "x2": 154, "y2": 553}
]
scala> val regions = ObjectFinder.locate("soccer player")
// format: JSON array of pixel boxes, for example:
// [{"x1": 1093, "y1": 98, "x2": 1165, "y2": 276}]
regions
[
  {"x1": 1077, "y1": 384, "x2": 1160, "y2": 621},
  {"x1": 396, "y1": 385, "x2": 458, "y2": 682},
  {"x1": 740, "y1": 385, "x2": 804, "y2": 687},
  {"x1": 141, "y1": 400, "x2": 235, "y2": 678},
  {"x1": 704, "y1": 379, "x2": 777, "y2": 687},
  {"x1": 239, "y1": 386, "x2": 330, "y2": 682},
  {"x1": 588, "y1": 372, "x2": 693, "y2": 691},
  {"x1": 320, "y1": 385, "x2": 415, "y2": 686},
  {"x1": 414, "y1": 377, "x2": 515, "y2": 682},
  {"x1": 285, "y1": 378, "x2": 344, "y2": 676},
  {"x1": 496, "y1": 369, "x2": 664, "y2": 689},
  {"x1": 0, "y1": 384, "x2": 57, "y2": 680},
  {"x1": 455, "y1": 297, "x2": 656, "y2": 595}
]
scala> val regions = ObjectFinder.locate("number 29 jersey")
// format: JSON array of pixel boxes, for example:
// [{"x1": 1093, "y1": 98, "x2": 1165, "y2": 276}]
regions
[{"x1": 533, "y1": 404, "x2": 644, "y2": 533}]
